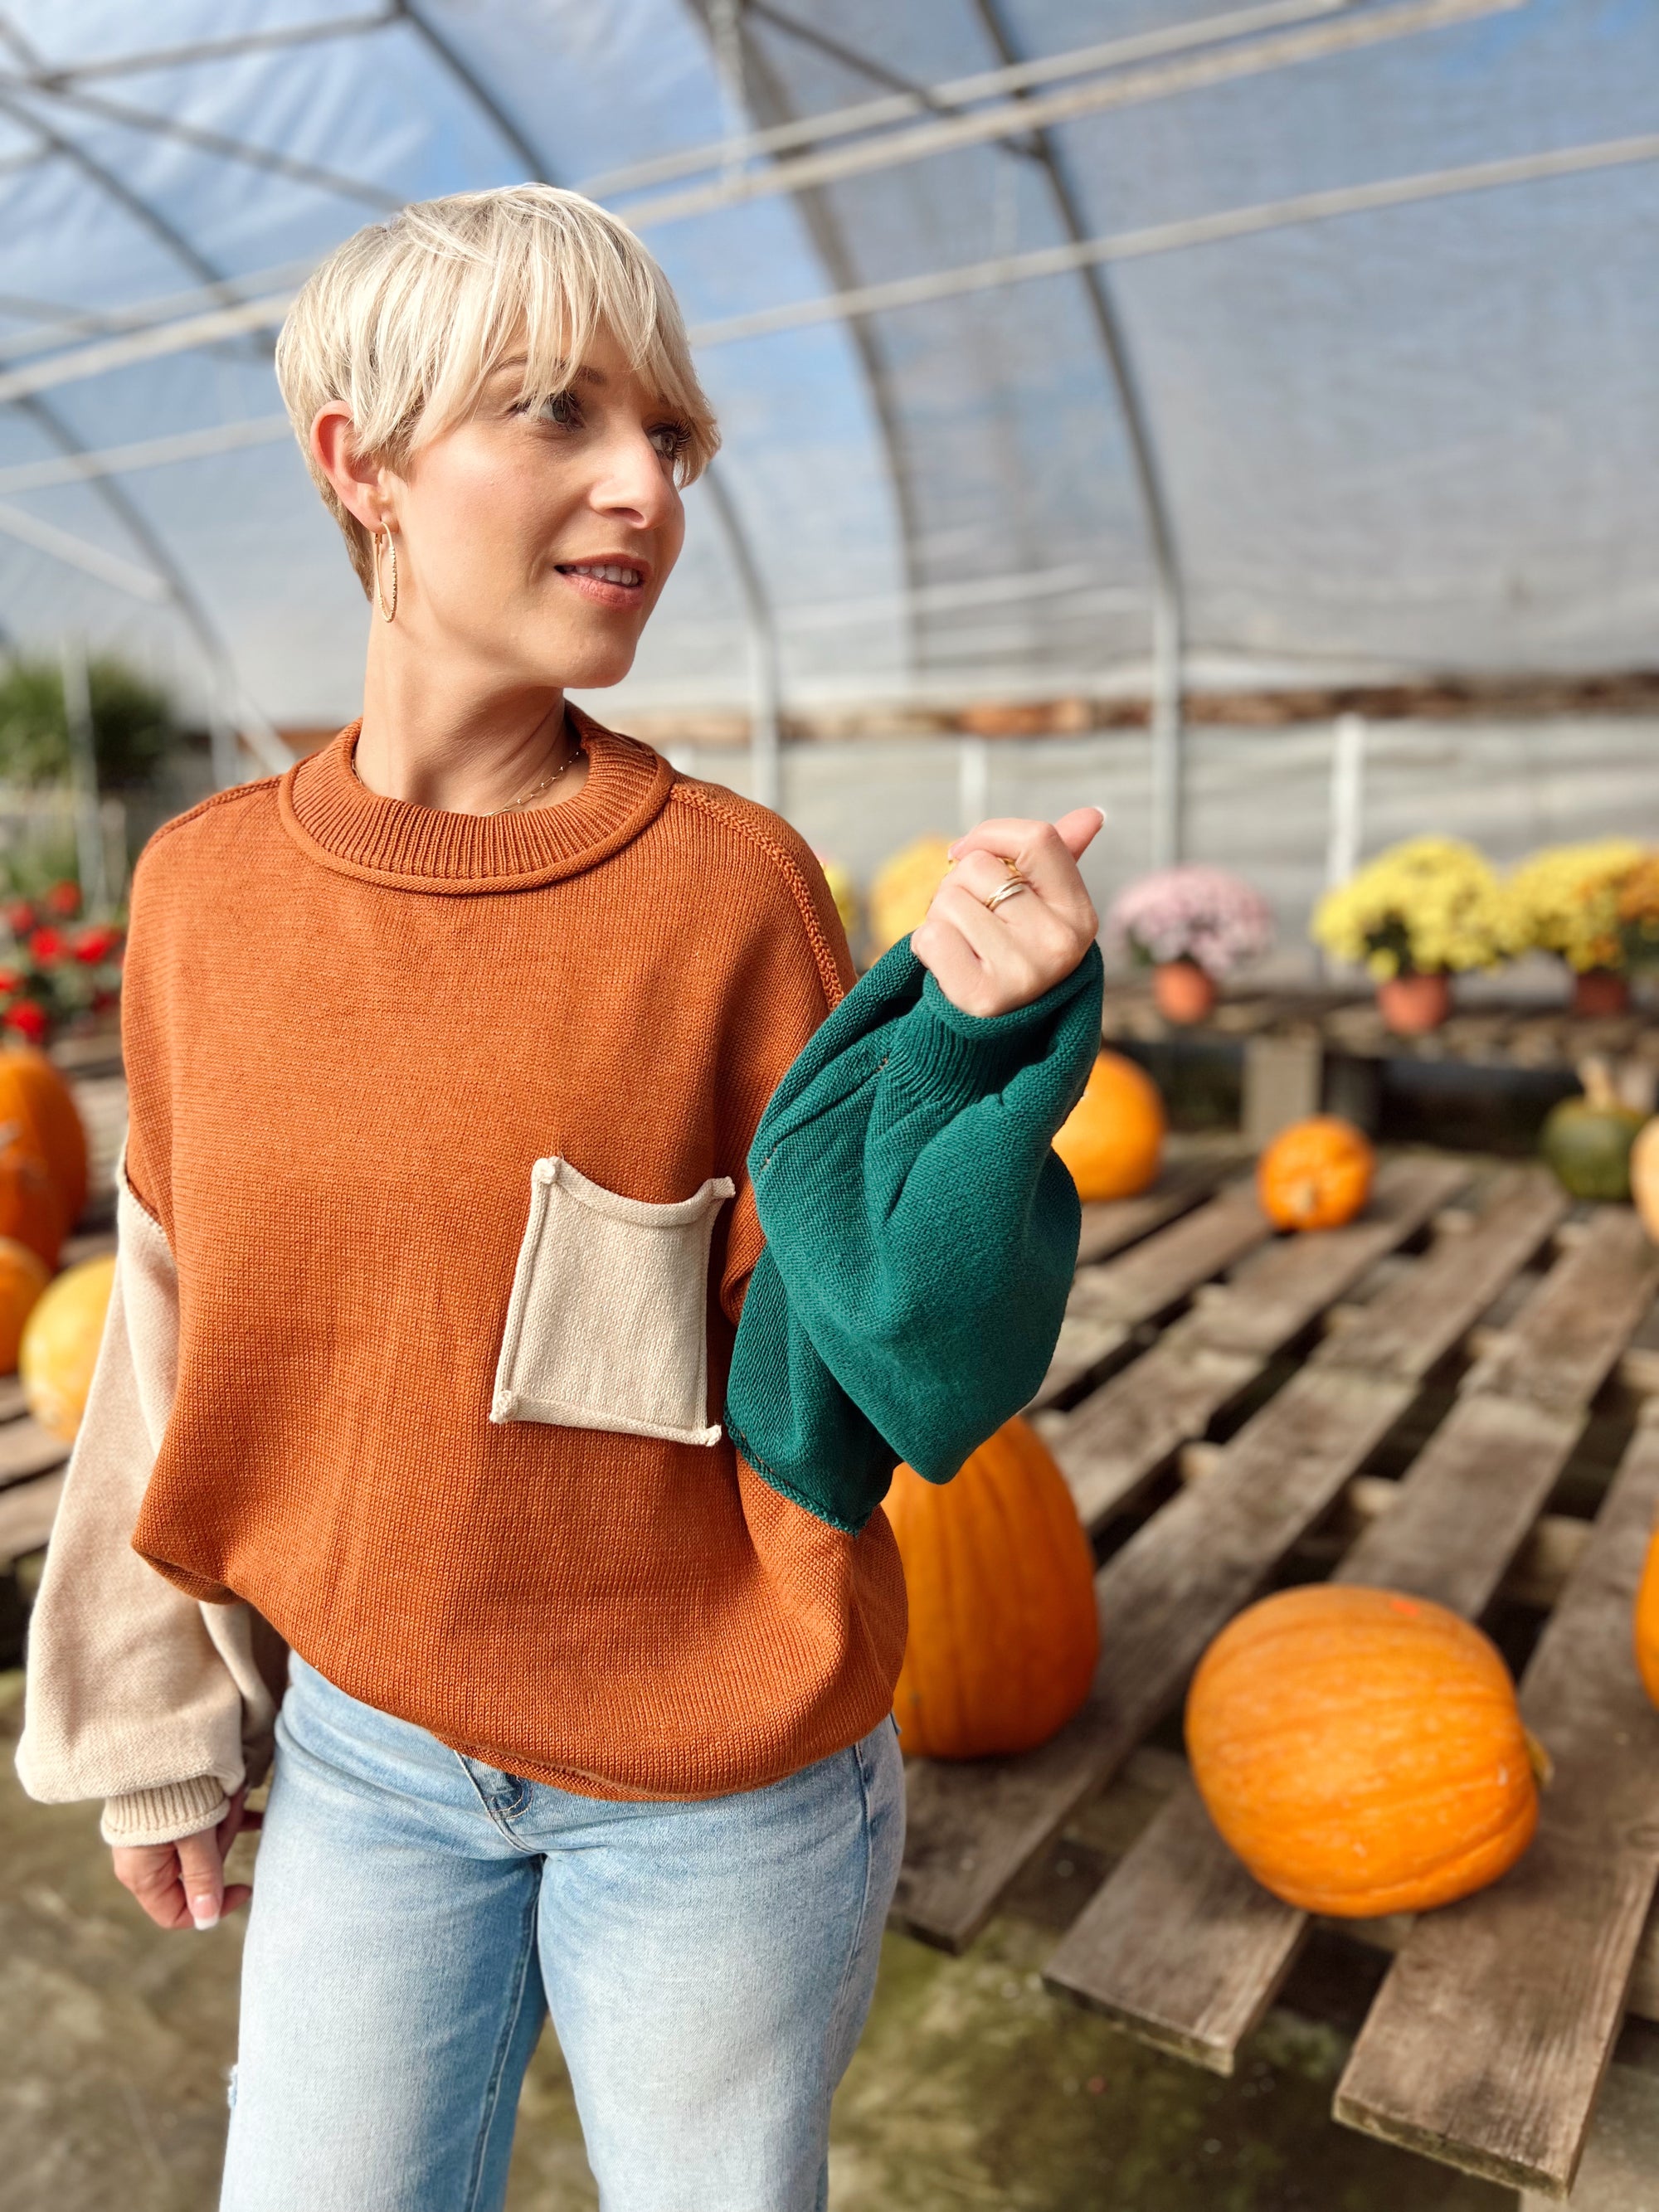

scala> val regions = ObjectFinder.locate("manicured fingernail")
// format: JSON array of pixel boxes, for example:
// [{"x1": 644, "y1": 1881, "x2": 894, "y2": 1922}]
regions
[{"x1": 190, "y1": 1897, "x2": 220, "y2": 1931}]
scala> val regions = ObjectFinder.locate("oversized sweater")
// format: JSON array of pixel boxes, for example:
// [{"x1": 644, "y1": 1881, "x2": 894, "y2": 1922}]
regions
[{"x1": 17, "y1": 712, "x2": 1102, "y2": 1842}]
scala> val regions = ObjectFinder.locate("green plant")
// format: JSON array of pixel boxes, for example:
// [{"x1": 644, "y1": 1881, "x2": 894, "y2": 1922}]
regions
[{"x1": 0, "y1": 656, "x2": 178, "y2": 789}]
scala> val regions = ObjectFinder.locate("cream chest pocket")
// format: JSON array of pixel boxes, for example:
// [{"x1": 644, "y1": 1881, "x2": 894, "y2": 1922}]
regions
[{"x1": 490, "y1": 1158, "x2": 735, "y2": 1446}]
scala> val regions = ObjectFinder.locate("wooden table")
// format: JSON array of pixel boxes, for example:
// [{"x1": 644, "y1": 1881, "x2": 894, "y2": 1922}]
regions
[
  {"x1": 893, "y1": 1145, "x2": 1659, "y2": 2203},
  {"x1": 1099, "y1": 980, "x2": 1659, "y2": 1144}
]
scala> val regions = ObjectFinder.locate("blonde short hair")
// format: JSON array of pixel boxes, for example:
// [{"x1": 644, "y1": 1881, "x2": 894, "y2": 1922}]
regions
[{"x1": 275, "y1": 183, "x2": 720, "y2": 596}]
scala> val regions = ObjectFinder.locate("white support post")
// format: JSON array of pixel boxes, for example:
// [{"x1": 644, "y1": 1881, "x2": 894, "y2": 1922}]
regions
[
  {"x1": 1325, "y1": 710, "x2": 1366, "y2": 980},
  {"x1": 957, "y1": 735, "x2": 990, "y2": 833},
  {"x1": 60, "y1": 635, "x2": 108, "y2": 916}
]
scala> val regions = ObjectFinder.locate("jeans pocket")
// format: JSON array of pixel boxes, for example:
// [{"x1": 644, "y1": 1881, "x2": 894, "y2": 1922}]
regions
[{"x1": 490, "y1": 1157, "x2": 734, "y2": 1446}]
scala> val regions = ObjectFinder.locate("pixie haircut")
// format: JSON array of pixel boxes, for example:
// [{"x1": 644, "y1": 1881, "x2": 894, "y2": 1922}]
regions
[{"x1": 275, "y1": 183, "x2": 720, "y2": 597}]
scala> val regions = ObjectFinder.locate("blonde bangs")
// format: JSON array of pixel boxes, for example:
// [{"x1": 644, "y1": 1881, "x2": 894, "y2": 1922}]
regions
[{"x1": 275, "y1": 184, "x2": 720, "y2": 596}]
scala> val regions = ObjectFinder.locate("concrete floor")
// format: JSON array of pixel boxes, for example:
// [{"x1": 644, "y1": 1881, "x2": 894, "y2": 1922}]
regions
[{"x1": 0, "y1": 1665, "x2": 1520, "y2": 2212}]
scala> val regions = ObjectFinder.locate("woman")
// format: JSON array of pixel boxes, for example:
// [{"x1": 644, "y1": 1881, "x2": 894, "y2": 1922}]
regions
[{"x1": 17, "y1": 185, "x2": 1103, "y2": 2210}]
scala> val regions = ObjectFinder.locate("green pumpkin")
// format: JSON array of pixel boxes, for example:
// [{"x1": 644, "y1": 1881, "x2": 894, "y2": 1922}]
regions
[{"x1": 1540, "y1": 1095, "x2": 1646, "y2": 1201}]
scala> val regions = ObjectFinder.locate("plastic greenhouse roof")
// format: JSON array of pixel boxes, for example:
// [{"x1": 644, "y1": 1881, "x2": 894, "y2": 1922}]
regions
[{"x1": 0, "y1": 0, "x2": 1651, "y2": 751}]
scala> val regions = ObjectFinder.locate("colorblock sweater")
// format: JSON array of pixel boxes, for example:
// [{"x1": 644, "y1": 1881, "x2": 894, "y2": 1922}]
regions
[{"x1": 17, "y1": 712, "x2": 1102, "y2": 1842}]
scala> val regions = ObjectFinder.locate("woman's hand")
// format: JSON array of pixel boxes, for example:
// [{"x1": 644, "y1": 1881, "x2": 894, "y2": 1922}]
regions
[
  {"x1": 112, "y1": 1786, "x2": 260, "y2": 1931},
  {"x1": 912, "y1": 808, "x2": 1104, "y2": 1019}
]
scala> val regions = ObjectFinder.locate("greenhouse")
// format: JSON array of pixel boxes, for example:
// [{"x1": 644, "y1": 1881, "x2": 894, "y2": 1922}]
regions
[{"x1": 2, "y1": 4, "x2": 1658, "y2": 2210}]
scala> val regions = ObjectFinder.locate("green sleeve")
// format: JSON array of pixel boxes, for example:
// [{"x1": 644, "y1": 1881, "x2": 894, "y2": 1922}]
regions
[{"x1": 724, "y1": 937, "x2": 1104, "y2": 1533}]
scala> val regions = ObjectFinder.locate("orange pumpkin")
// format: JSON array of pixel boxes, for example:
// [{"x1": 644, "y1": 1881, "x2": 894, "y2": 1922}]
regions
[
  {"x1": 0, "y1": 1129, "x2": 63, "y2": 1268},
  {"x1": 21, "y1": 1252, "x2": 116, "y2": 1441},
  {"x1": 1186, "y1": 1585, "x2": 1542, "y2": 1918},
  {"x1": 0, "y1": 1236, "x2": 48, "y2": 1373},
  {"x1": 1053, "y1": 1051, "x2": 1165, "y2": 1203},
  {"x1": 1634, "y1": 1528, "x2": 1659, "y2": 1708},
  {"x1": 886, "y1": 1416, "x2": 1099, "y2": 1759},
  {"x1": 1257, "y1": 1115, "x2": 1374, "y2": 1231},
  {"x1": 0, "y1": 1048, "x2": 87, "y2": 1226}
]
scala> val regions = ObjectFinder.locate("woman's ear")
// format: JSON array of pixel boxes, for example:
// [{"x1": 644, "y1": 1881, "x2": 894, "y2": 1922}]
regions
[{"x1": 310, "y1": 402, "x2": 389, "y2": 533}]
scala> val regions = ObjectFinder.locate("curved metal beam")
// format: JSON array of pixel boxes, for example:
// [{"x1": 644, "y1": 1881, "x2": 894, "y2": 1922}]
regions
[
  {"x1": 708, "y1": 2, "x2": 924, "y2": 675},
  {"x1": 968, "y1": 0, "x2": 1186, "y2": 863},
  {"x1": 12, "y1": 392, "x2": 291, "y2": 776},
  {"x1": 395, "y1": 0, "x2": 791, "y2": 811}
]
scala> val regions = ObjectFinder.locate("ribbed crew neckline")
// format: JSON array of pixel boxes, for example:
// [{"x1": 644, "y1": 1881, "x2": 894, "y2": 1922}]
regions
[{"x1": 278, "y1": 705, "x2": 674, "y2": 892}]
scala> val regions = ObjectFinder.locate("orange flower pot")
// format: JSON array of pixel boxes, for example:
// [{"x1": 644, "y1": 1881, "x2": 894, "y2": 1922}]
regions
[
  {"x1": 1153, "y1": 960, "x2": 1218, "y2": 1026},
  {"x1": 1377, "y1": 970, "x2": 1452, "y2": 1036},
  {"x1": 1571, "y1": 968, "x2": 1631, "y2": 1018}
]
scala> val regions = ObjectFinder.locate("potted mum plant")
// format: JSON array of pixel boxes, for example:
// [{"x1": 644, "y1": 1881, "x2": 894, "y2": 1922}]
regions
[
  {"x1": 1617, "y1": 855, "x2": 1659, "y2": 986},
  {"x1": 1500, "y1": 840, "x2": 1645, "y2": 1016},
  {"x1": 1312, "y1": 837, "x2": 1504, "y2": 1035},
  {"x1": 1107, "y1": 865, "x2": 1273, "y2": 1024}
]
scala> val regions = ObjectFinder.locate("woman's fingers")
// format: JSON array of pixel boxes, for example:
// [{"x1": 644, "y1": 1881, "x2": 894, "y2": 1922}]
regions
[
  {"x1": 176, "y1": 1826, "x2": 228, "y2": 1929},
  {"x1": 949, "y1": 807, "x2": 1104, "y2": 869},
  {"x1": 915, "y1": 808, "x2": 1102, "y2": 1018}
]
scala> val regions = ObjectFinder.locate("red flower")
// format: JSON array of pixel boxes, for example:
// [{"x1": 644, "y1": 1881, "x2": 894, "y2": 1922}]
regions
[
  {"x1": 0, "y1": 969, "x2": 22, "y2": 997},
  {"x1": 43, "y1": 881, "x2": 80, "y2": 918},
  {"x1": 5, "y1": 1001, "x2": 47, "y2": 1043},
  {"x1": 2, "y1": 901, "x2": 33, "y2": 936},
  {"x1": 73, "y1": 925, "x2": 122, "y2": 965},
  {"x1": 27, "y1": 927, "x2": 66, "y2": 964}
]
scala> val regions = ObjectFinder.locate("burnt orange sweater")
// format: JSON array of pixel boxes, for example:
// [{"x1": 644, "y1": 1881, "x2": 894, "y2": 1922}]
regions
[{"x1": 122, "y1": 712, "x2": 907, "y2": 1799}]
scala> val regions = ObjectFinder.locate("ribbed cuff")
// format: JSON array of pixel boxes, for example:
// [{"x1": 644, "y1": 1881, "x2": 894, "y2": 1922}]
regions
[
  {"x1": 887, "y1": 944, "x2": 1104, "y2": 1111},
  {"x1": 100, "y1": 1774, "x2": 229, "y2": 1848}
]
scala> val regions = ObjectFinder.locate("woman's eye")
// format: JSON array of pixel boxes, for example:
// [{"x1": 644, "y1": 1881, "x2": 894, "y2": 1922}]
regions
[
  {"x1": 649, "y1": 421, "x2": 690, "y2": 463},
  {"x1": 534, "y1": 390, "x2": 581, "y2": 429}
]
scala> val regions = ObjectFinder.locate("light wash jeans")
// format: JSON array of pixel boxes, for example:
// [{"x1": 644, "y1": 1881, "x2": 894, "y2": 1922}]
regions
[{"x1": 219, "y1": 1654, "x2": 904, "y2": 2212}]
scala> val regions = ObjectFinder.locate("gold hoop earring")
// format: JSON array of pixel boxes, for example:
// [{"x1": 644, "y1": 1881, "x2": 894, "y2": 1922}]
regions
[{"x1": 372, "y1": 527, "x2": 398, "y2": 622}]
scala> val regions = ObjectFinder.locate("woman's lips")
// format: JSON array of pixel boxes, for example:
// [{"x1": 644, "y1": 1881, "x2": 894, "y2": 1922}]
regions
[{"x1": 554, "y1": 561, "x2": 646, "y2": 609}]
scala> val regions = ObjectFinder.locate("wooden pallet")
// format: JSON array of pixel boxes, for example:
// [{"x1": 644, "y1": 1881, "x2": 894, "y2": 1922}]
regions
[{"x1": 892, "y1": 1150, "x2": 1659, "y2": 2201}]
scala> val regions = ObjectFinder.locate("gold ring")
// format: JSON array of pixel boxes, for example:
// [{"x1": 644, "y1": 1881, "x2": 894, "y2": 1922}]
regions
[{"x1": 985, "y1": 878, "x2": 1029, "y2": 912}]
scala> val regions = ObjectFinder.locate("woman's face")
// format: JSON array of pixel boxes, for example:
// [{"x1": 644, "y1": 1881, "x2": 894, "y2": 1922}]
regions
[{"x1": 368, "y1": 326, "x2": 688, "y2": 690}]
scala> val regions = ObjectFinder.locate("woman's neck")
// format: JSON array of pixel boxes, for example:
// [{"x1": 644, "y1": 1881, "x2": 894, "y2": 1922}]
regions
[{"x1": 352, "y1": 638, "x2": 590, "y2": 816}]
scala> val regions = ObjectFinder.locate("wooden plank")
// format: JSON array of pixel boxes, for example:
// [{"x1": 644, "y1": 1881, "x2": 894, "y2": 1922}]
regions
[
  {"x1": 1187, "y1": 1155, "x2": 1471, "y2": 1359},
  {"x1": 0, "y1": 1374, "x2": 27, "y2": 1424},
  {"x1": 1461, "y1": 1207, "x2": 1659, "y2": 1414},
  {"x1": 893, "y1": 1365, "x2": 1417, "y2": 1952},
  {"x1": 59, "y1": 1227, "x2": 117, "y2": 1270},
  {"x1": 1035, "y1": 1189, "x2": 1268, "y2": 1406},
  {"x1": 1074, "y1": 1147, "x2": 1251, "y2": 1266},
  {"x1": 0, "y1": 1417, "x2": 68, "y2": 1487},
  {"x1": 1335, "y1": 1419, "x2": 1659, "y2": 2197},
  {"x1": 0, "y1": 1466, "x2": 61, "y2": 1560},
  {"x1": 1315, "y1": 1168, "x2": 1568, "y2": 1386},
  {"x1": 1048, "y1": 1155, "x2": 1472, "y2": 1530}
]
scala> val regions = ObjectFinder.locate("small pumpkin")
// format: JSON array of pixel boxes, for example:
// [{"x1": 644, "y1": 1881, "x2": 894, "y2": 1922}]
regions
[
  {"x1": 0, "y1": 1126, "x2": 64, "y2": 1268},
  {"x1": 1634, "y1": 1527, "x2": 1659, "y2": 1708},
  {"x1": 1635, "y1": 1119, "x2": 1659, "y2": 1246},
  {"x1": 0, "y1": 1236, "x2": 49, "y2": 1373},
  {"x1": 1540, "y1": 1057, "x2": 1646, "y2": 1203},
  {"x1": 887, "y1": 1416, "x2": 1099, "y2": 1759},
  {"x1": 0, "y1": 1048, "x2": 88, "y2": 1225},
  {"x1": 1053, "y1": 1051, "x2": 1165, "y2": 1202},
  {"x1": 1256, "y1": 1116, "x2": 1374, "y2": 1232},
  {"x1": 1186, "y1": 1585, "x2": 1543, "y2": 1918},
  {"x1": 869, "y1": 836, "x2": 954, "y2": 960},
  {"x1": 21, "y1": 1252, "x2": 115, "y2": 1441}
]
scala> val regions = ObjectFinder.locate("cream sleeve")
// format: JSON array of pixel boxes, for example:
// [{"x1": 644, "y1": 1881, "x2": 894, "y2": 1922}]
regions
[{"x1": 14, "y1": 1166, "x2": 281, "y2": 1847}]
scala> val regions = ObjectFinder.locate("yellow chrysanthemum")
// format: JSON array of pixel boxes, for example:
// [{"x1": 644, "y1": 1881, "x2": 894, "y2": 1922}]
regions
[
  {"x1": 1311, "y1": 837, "x2": 1506, "y2": 980},
  {"x1": 1498, "y1": 840, "x2": 1645, "y2": 973}
]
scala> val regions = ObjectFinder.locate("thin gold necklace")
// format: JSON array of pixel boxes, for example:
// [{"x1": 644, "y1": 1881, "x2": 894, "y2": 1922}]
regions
[{"x1": 493, "y1": 732, "x2": 581, "y2": 814}]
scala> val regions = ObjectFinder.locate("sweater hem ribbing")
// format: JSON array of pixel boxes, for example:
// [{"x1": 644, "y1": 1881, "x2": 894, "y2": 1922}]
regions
[{"x1": 722, "y1": 1412, "x2": 872, "y2": 1535}]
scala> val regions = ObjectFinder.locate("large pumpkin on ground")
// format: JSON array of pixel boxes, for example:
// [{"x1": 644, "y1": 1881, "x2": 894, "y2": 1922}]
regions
[
  {"x1": 1257, "y1": 1116, "x2": 1374, "y2": 1231},
  {"x1": 887, "y1": 1416, "x2": 1099, "y2": 1759},
  {"x1": 21, "y1": 1252, "x2": 115, "y2": 1441},
  {"x1": 1052, "y1": 1051, "x2": 1165, "y2": 1203},
  {"x1": 0, "y1": 1129, "x2": 64, "y2": 1268},
  {"x1": 1186, "y1": 1585, "x2": 1542, "y2": 1918},
  {"x1": 0, "y1": 1237, "x2": 49, "y2": 1373},
  {"x1": 0, "y1": 1048, "x2": 87, "y2": 1226}
]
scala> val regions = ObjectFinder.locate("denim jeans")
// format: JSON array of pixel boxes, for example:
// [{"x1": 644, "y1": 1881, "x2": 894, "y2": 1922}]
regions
[{"x1": 219, "y1": 1654, "x2": 904, "y2": 2212}]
